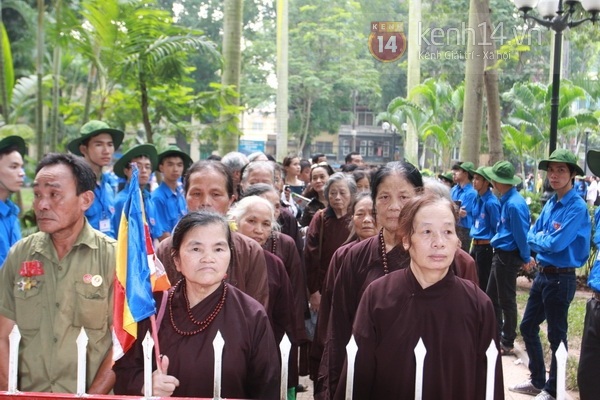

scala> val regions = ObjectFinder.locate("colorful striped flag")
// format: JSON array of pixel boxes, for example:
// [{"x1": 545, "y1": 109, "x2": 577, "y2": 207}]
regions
[{"x1": 113, "y1": 166, "x2": 171, "y2": 360}]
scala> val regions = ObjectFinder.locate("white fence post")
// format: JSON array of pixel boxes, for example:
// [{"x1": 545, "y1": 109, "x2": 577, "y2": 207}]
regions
[
  {"x1": 485, "y1": 340, "x2": 499, "y2": 400},
  {"x1": 75, "y1": 327, "x2": 88, "y2": 396},
  {"x1": 7, "y1": 325, "x2": 21, "y2": 393},
  {"x1": 213, "y1": 330, "x2": 225, "y2": 400},
  {"x1": 279, "y1": 334, "x2": 291, "y2": 400},
  {"x1": 555, "y1": 342, "x2": 568, "y2": 400},
  {"x1": 344, "y1": 335, "x2": 358, "y2": 400},
  {"x1": 413, "y1": 338, "x2": 427, "y2": 400},
  {"x1": 142, "y1": 331, "x2": 155, "y2": 398}
]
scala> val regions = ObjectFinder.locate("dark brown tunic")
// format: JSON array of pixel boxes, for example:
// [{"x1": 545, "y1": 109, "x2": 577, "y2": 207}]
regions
[
  {"x1": 264, "y1": 232, "x2": 308, "y2": 342},
  {"x1": 156, "y1": 231, "x2": 269, "y2": 309},
  {"x1": 322, "y1": 235, "x2": 479, "y2": 398},
  {"x1": 304, "y1": 207, "x2": 352, "y2": 295},
  {"x1": 334, "y1": 268, "x2": 504, "y2": 400},
  {"x1": 113, "y1": 283, "x2": 280, "y2": 399},
  {"x1": 264, "y1": 250, "x2": 298, "y2": 389}
]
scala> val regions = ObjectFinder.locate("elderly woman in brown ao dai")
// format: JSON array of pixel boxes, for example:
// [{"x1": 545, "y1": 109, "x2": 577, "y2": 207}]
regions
[
  {"x1": 335, "y1": 194, "x2": 503, "y2": 400},
  {"x1": 113, "y1": 211, "x2": 279, "y2": 399}
]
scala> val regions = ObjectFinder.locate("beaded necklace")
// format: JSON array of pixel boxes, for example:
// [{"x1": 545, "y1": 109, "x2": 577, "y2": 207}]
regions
[
  {"x1": 270, "y1": 232, "x2": 278, "y2": 254},
  {"x1": 379, "y1": 228, "x2": 390, "y2": 275},
  {"x1": 169, "y1": 278, "x2": 227, "y2": 336}
]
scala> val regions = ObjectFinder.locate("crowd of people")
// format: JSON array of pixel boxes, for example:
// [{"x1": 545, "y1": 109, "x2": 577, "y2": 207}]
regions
[{"x1": 0, "y1": 122, "x2": 599, "y2": 400}]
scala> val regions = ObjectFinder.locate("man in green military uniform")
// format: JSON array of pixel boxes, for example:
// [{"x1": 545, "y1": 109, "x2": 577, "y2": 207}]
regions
[{"x1": 0, "y1": 153, "x2": 116, "y2": 394}]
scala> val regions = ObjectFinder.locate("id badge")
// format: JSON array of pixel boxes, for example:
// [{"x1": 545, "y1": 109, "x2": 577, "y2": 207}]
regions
[
  {"x1": 99, "y1": 219, "x2": 111, "y2": 232},
  {"x1": 474, "y1": 219, "x2": 480, "y2": 229}
]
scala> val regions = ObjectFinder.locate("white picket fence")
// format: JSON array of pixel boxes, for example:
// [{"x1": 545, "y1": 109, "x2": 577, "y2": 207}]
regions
[{"x1": 5, "y1": 325, "x2": 570, "y2": 400}]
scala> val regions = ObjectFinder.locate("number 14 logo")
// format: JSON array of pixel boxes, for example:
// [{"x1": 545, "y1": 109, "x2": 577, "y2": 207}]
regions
[{"x1": 368, "y1": 22, "x2": 406, "y2": 63}]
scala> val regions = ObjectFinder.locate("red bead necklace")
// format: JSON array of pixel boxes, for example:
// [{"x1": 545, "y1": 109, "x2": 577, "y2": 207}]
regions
[
  {"x1": 169, "y1": 278, "x2": 228, "y2": 336},
  {"x1": 379, "y1": 228, "x2": 390, "y2": 275}
]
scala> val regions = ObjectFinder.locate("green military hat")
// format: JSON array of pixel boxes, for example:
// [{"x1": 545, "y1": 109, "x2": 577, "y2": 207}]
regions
[
  {"x1": 587, "y1": 149, "x2": 600, "y2": 176},
  {"x1": 157, "y1": 145, "x2": 193, "y2": 172},
  {"x1": 474, "y1": 166, "x2": 492, "y2": 183},
  {"x1": 452, "y1": 161, "x2": 476, "y2": 178},
  {"x1": 113, "y1": 144, "x2": 158, "y2": 178},
  {"x1": 538, "y1": 148, "x2": 585, "y2": 176},
  {"x1": 67, "y1": 120, "x2": 124, "y2": 156},
  {"x1": 437, "y1": 172, "x2": 454, "y2": 184},
  {"x1": 483, "y1": 161, "x2": 521, "y2": 185},
  {"x1": 0, "y1": 135, "x2": 27, "y2": 156}
]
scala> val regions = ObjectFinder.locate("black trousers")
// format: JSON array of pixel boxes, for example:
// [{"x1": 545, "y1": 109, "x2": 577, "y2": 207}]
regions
[
  {"x1": 456, "y1": 226, "x2": 471, "y2": 253},
  {"x1": 578, "y1": 296, "x2": 600, "y2": 400},
  {"x1": 471, "y1": 244, "x2": 493, "y2": 292}
]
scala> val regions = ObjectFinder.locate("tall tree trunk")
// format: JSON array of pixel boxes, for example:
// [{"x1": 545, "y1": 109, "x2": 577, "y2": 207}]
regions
[
  {"x1": 0, "y1": 1, "x2": 11, "y2": 124},
  {"x1": 405, "y1": 0, "x2": 421, "y2": 165},
  {"x1": 219, "y1": 0, "x2": 243, "y2": 155},
  {"x1": 83, "y1": 64, "x2": 97, "y2": 123},
  {"x1": 298, "y1": 96, "x2": 312, "y2": 155},
  {"x1": 35, "y1": 0, "x2": 44, "y2": 161},
  {"x1": 139, "y1": 72, "x2": 153, "y2": 144},
  {"x1": 461, "y1": 0, "x2": 485, "y2": 165},
  {"x1": 50, "y1": 46, "x2": 61, "y2": 152},
  {"x1": 275, "y1": 0, "x2": 289, "y2": 161},
  {"x1": 476, "y1": 0, "x2": 503, "y2": 165}
]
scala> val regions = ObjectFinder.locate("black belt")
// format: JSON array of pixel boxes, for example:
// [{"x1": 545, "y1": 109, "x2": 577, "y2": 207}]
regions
[
  {"x1": 539, "y1": 266, "x2": 576, "y2": 274},
  {"x1": 473, "y1": 239, "x2": 491, "y2": 246}
]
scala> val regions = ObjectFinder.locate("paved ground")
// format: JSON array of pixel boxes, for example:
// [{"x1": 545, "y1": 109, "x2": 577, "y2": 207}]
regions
[{"x1": 296, "y1": 341, "x2": 578, "y2": 399}]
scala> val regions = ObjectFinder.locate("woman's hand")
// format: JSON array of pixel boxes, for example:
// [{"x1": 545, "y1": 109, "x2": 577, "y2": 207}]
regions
[
  {"x1": 309, "y1": 291, "x2": 321, "y2": 313},
  {"x1": 150, "y1": 355, "x2": 180, "y2": 397}
]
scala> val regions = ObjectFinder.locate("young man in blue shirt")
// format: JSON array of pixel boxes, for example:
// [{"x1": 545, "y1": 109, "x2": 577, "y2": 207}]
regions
[
  {"x1": 68, "y1": 120, "x2": 124, "y2": 238},
  {"x1": 578, "y1": 149, "x2": 600, "y2": 400},
  {"x1": 0, "y1": 136, "x2": 26, "y2": 266},
  {"x1": 451, "y1": 161, "x2": 478, "y2": 252},
  {"x1": 152, "y1": 146, "x2": 192, "y2": 236},
  {"x1": 511, "y1": 150, "x2": 591, "y2": 400},
  {"x1": 112, "y1": 144, "x2": 165, "y2": 243},
  {"x1": 484, "y1": 161, "x2": 534, "y2": 356},
  {"x1": 469, "y1": 166, "x2": 501, "y2": 292}
]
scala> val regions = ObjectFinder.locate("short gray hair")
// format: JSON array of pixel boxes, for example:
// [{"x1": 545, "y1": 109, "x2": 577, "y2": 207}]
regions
[
  {"x1": 221, "y1": 151, "x2": 249, "y2": 172},
  {"x1": 241, "y1": 161, "x2": 275, "y2": 185},
  {"x1": 227, "y1": 195, "x2": 280, "y2": 231},
  {"x1": 324, "y1": 172, "x2": 358, "y2": 200}
]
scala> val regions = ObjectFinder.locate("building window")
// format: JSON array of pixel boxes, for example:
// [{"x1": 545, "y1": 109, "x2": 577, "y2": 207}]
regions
[
  {"x1": 357, "y1": 112, "x2": 374, "y2": 127},
  {"x1": 311, "y1": 141, "x2": 334, "y2": 154},
  {"x1": 341, "y1": 139, "x2": 351, "y2": 157},
  {"x1": 252, "y1": 121, "x2": 263, "y2": 131}
]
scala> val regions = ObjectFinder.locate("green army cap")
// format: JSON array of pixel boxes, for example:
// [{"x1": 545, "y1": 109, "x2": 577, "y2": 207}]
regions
[
  {"x1": 113, "y1": 144, "x2": 158, "y2": 178},
  {"x1": 483, "y1": 161, "x2": 521, "y2": 185},
  {"x1": 157, "y1": 145, "x2": 193, "y2": 172},
  {"x1": 0, "y1": 135, "x2": 27, "y2": 156},
  {"x1": 538, "y1": 148, "x2": 584, "y2": 176},
  {"x1": 67, "y1": 120, "x2": 124, "y2": 156}
]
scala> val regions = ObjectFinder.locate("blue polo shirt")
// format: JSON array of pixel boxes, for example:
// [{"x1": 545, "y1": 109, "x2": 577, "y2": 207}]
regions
[
  {"x1": 528, "y1": 187, "x2": 590, "y2": 268},
  {"x1": 113, "y1": 184, "x2": 164, "y2": 241},
  {"x1": 151, "y1": 181, "x2": 187, "y2": 235},
  {"x1": 470, "y1": 189, "x2": 501, "y2": 240},
  {"x1": 85, "y1": 172, "x2": 116, "y2": 238},
  {"x1": 451, "y1": 182, "x2": 477, "y2": 229},
  {"x1": 588, "y1": 207, "x2": 600, "y2": 292},
  {"x1": 0, "y1": 199, "x2": 21, "y2": 267},
  {"x1": 490, "y1": 187, "x2": 531, "y2": 264}
]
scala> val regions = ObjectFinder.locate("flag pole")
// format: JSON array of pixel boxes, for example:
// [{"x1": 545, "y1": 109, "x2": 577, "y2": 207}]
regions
[{"x1": 150, "y1": 314, "x2": 163, "y2": 374}]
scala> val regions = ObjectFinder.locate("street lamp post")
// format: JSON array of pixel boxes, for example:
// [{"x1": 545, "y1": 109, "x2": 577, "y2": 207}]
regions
[
  {"x1": 513, "y1": 0, "x2": 600, "y2": 156},
  {"x1": 382, "y1": 121, "x2": 398, "y2": 161},
  {"x1": 585, "y1": 128, "x2": 591, "y2": 174}
]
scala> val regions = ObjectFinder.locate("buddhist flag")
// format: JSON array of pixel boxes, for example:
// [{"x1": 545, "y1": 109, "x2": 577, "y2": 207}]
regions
[{"x1": 113, "y1": 166, "x2": 170, "y2": 360}]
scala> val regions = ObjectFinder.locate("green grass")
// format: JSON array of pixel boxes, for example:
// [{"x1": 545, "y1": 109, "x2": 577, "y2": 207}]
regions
[{"x1": 516, "y1": 287, "x2": 589, "y2": 391}]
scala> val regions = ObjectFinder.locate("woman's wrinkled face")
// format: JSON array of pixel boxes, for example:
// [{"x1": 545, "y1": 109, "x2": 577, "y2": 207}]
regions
[
  {"x1": 353, "y1": 197, "x2": 376, "y2": 240},
  {"x1": 236, "y1": 202, "x2": 274, "y2": 246},
  {"x1": 375, "y1": 173, "x2": 417, "y2": 233},
  {"x1": 328, "y1": 181, "x2": 352, "y2": 216},
  {"x1": 403, "y1": 201, "x2": 459, "y2": 275},
  {"x1": 174, "y1": 223, "x2": 231, "y2": 289}
]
